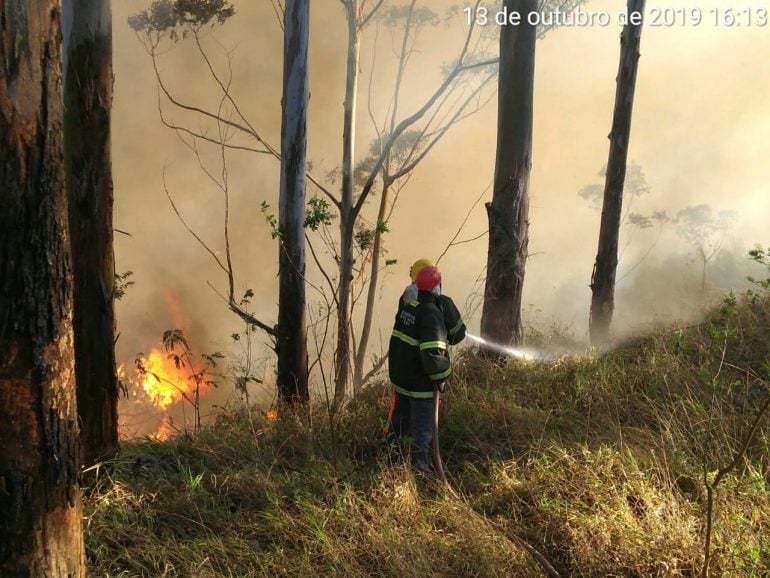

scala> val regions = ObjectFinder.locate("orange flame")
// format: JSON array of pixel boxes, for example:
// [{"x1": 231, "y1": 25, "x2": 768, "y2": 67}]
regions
[
  {"x1": 151, "y1": 415, "x2": 174, "y2": 441},
  {"x1": 138, "y1": 348, "x2": 202, "y2": 409},
  {"x1": 266, "y1": 408, "x2": 279, "y2": 421}
]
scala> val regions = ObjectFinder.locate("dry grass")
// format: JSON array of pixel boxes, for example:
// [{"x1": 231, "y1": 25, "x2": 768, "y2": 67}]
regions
[{"x1": 86, "y1": 293, "x2": 770, "y2": 576}]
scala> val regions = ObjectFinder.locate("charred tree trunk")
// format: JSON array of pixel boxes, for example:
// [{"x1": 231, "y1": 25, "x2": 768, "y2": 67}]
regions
[
  {"x1": 334, "y1": 0, "x2": 361, "y2": 402},
  {"x1": 589, "y1": 0, "x2": 645, "y2": 346},
  {"x1": 63, "y1": 0, "x2": 119, "y2": 468},
  {"x1": 0, "y1": 1, "x2": 85, "y2": 575},
  {"x1": 276, "y1": 0, "x2": 310, "y2": 404},
  {"x1": 480, "y1": 0, "x2": 537, "y2": 346}
]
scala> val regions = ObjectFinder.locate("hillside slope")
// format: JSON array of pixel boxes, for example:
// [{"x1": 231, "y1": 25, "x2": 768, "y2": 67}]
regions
[{"x1": 86, "y1": 293, "x2": 770, "y2": 576}]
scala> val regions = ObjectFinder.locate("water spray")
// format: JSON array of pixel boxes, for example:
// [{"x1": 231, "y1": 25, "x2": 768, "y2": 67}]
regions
[{"x1": 465, "y1": 333, "x2": 542, "y2": 361}]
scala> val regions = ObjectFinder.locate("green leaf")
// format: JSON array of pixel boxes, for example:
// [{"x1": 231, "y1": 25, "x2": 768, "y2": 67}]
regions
[
  {"x1": 376, "y1": 219, "x2": 389, "y2": 234},
  {"x1": 162, "y1": 329, "x2": 190, "y2": 353},
  {"x1": 304, "y1": 196, "x2": 334, "y2": 231},
  {"x1": 355, "y1": 229, "x2": 374, "y2": 251}
]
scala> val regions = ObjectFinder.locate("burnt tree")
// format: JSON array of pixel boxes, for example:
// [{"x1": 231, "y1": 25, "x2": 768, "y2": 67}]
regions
[
  {"x1": 480, "y1": 0, "x2": 537, "y2": 346},
  {"x1": 0, "y1": 1, "x2": 85, "y2": 575},
  {"x1": 589, "y1": 0, "x2": 646, "y2": 345},
  {"x1": 277, "y1": 0, "x2": 310, "y2": 403},
  {"x1": 64, "y1": 0, "x2": 119, "y2": 466}
]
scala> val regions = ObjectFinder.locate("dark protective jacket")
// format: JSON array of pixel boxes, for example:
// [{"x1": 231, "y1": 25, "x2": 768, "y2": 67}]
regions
[
  {"x1": 399, "y1": 284, "x2": 466, "y2": 345},
  {"x1": 388, "y1": 290, "x2": 452, "y2": 398},
  {"x1": 440, "y1": 294, "x2": 466, "y2": 345}
]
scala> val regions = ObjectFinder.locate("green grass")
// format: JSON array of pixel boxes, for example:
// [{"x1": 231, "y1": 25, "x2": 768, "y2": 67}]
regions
[{"x1": 86, "y1": 293, "x2": 770, "y2": 577}]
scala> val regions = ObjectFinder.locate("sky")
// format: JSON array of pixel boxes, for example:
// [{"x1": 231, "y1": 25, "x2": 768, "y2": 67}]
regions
[{"x1": 111, "y1": 0, "x2": 770, "y2": 429}]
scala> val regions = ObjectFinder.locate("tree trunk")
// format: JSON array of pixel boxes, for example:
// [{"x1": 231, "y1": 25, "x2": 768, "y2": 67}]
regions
[
  {"x1": 0, "y1": 1, "x2": 85, "y2": 575},
  {"x1": 63, "y1": 0, "x2": 119, "y2": 468},
  {"x1": 480, "y1": 0, "x2": 537, "y2": 347},
  {"x1": 699, "y1": 248, "x2": 708, "y2": 297},
  {"x1": 353, "y1": 178, "x2": 391, "y2": 390},
  {"x1": 354, "y1": 1, "x2": 415, "y2": 390},
  {"x1": 589, "y1": 0, "x2": 645, "y2": 346},
  {"x1": 334, "y1": 0, "x2": 361, "y2": 401},
  {"x1": 276, "y1": 0, "x2": 310, "y2": 404}
]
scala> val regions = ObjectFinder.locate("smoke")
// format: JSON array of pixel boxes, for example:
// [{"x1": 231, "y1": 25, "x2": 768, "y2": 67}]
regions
[{"x1": 111, "y1": 0, "x2": 770, "y2": 432}]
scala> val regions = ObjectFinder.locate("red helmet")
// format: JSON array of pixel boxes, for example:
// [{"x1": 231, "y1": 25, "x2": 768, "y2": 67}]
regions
[{"x1": 415, "y1": 266, "x2": 441, "y2": 291}]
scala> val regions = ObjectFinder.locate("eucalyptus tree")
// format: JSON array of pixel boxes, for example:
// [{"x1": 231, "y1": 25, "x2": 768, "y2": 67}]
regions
[
  {"x1": 130, "y1": 1, "x2": 499, "y2": 402},
  {"x1": 277, "y1": 0, "x2": 311, "y2": 403},
  {"x1": 589, "y1": 0, "x2": 646, "y2": 345},
  {"x1": 0, "y1": 1, "x2": 84, "y2": 573},
  {"x1": 341, "y1": 1, "x2": 499, "y2": 394},
  {"x1": 480, "y1": 0, "x2": 537, "y2": 346},
  {"x1": 480, "y1": 0, "x2": 585, "y2": 346},
  {"x1": 63, "y1": 0, "x2": 120, "y2": 466}
]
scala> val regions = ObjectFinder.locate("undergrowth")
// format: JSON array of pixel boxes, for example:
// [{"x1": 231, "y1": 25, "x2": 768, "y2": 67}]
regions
[{"x1": 86, "y1": 293, "x2": 770, "y2": 577}]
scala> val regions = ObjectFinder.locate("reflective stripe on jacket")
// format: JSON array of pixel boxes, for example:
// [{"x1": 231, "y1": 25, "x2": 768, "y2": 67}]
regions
[{"x1": 388, "y1": 290, "x2": 451, "y2": 397}]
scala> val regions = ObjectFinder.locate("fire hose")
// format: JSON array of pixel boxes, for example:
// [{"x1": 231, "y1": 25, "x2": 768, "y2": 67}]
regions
[
  {"x1": 431, "y1": 382, "x2": 453, "y2": 492},
  {"x1": 430, "y1": 382, "x2": 561, "y2": 578}
]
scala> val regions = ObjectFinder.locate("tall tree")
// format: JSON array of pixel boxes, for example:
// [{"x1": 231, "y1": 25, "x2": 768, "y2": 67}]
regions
[
  {"x1": 0, "y1": 1, "x2": 85, "y2": 575},
  {"x1": 352, "y1": 0, "x2": 585, "y2": 387},
  {"x1": 129, "y1": 1, "x2": 497, "y2": 401},
  {"x1": 63, "y1": 0, "x2": 119, "y2": 467},
  {"x1": 276, "y1": 0, "x2": 310, "y2": 403},
  {"x1": 352, "y1": 1, "x2": 480, "y2": 390},
  {"x1": 333, "y1": 0, "x2": 364, "y2": 401},
  {"x1": 589, "y1": 0, "x2": 646, "y2": 345},
  {"x1": 340, "y1": 1, "x2": 498, "y2": 396},
  {"x1": 480, "y1": 0, "x2": 538, "y2": 346}
]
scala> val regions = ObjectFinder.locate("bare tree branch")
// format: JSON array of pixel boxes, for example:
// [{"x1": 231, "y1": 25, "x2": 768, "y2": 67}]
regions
[
  {"x1": 150, "y1": 42, "x2": 339, "y2": 208},
  {"x1": 391, "y1": 72, "x2": 495, "y2": 180},
  {"x1": 152, "y1": 47, "x2": 263, "y2": 144},
  {"x1": 270, "y1": 0, "x2": 285, "y2": 31},
  {"x1": 359, "y1": 0, "x2": 385, "y2": 30},
  {"x1": 436, "y1": 183, "x2": 490, "y2": 265},
  {"x1": 307, "y1": 233, "x2": 341, "y2": 309},
  {"x1": 207, "y1": 281, "x2": 277, "y2": 336},
  {"x1": 193, "y1": 31, "x2": 281, "y2": 157},
  {"x1": 360, "y1": 354, "x2": 387, "y2": 385},
  {"x1": 366, "y1": 21, "x2": 384, "y2": 152},
  {"x1": 422, "y1": 83, "x2": 496, "y2": 140},
  {"x1": 308, "y1": 304, "x2": 333, "y2": 377},
  {"x1": 353, "y1": 47, "x2": 496, "y2": 219},
  {"x1": 217, "y1": 98, "x2": 236, "y2": 306},
  {"x1": 163, "y1": 171, "x2": 228, "y2": 276},
  {"x1": 389, "y1": 0, "x2": 418, "y2": 137}
]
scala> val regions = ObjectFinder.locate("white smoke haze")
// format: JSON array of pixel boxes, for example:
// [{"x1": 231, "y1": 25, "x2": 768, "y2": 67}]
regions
[{"x1": 112, "y1": 0, "x2": 770, "y2": 435}]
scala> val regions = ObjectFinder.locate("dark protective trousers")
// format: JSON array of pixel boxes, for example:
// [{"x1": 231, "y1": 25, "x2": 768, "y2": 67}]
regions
[{"x1": 385, "y1": 390, "x2": 434, "y2": 473}]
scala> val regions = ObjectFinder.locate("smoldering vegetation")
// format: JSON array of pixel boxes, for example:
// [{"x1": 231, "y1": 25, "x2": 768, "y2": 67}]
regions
[
  {"x1": 110, "y1": 0, "x2": 770, "y2": 414},
  {"x1": 95, "y1": 3, "x2": 770, "y2": 571},
  {"x1": 533, "y1": 241, "x2": 768, "y2": 345},
  {"x1": 86, "y1": 287, "x2": 770, "y2": 576}
]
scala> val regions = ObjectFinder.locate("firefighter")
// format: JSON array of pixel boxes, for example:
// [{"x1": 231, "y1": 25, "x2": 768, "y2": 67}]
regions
[
  {"x1": 400, "y1": 257, "x2": 466, "y2": 345},
  {"x1": 386, "y1": 265, "x2": 456, "y2": 475}
]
